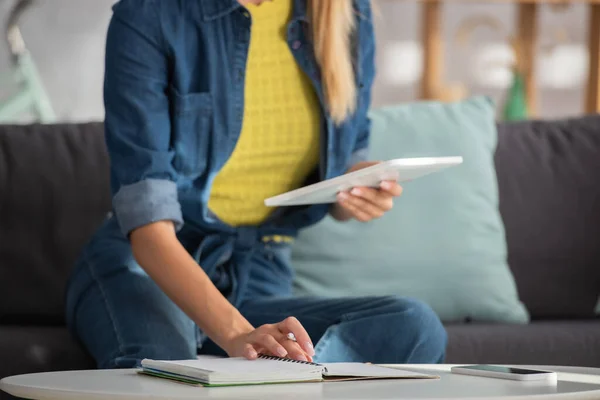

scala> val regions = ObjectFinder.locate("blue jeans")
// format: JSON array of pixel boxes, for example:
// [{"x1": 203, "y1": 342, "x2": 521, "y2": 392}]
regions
[{"x1": 65, "y1": 220, "x2": 447, "y2": 368}]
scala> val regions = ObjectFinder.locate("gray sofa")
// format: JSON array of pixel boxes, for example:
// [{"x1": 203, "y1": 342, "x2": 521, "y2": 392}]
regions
[{"x1": 1, "y1": 116, "x2": 599, "y2": 399}]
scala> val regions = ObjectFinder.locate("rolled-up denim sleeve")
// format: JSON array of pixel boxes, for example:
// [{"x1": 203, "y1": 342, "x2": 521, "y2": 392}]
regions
[
  {"x1": 349, "y1": 3, "x2": 376, "y2": 169},
  {"x1": 104, "y1": 0, "x2": 183, "y2": 236}
]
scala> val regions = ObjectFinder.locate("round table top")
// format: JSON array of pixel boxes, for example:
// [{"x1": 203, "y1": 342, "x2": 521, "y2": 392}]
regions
[{"x1": 2, "y1": 364, "x2": 600, "y2": 400}]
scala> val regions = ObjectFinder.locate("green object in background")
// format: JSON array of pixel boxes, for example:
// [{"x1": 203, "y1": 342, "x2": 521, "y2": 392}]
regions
[
  {"x1": 0, "y1": 51, "x2": 56, "y2": 124},
  {"x1": 502, "y1": 70, "x2": 528, "y2": 121},
  {"x1": 291, "y1": 96, "x2": 529, "y2": 324},
  {"x1": 0, "y1": 0, "x2": 56, "y2": 124}
]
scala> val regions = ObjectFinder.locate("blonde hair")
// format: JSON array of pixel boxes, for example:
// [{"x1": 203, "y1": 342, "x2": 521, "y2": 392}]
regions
[{"x1": 308, "y1": 0, "x2": 357, "y2": 125}]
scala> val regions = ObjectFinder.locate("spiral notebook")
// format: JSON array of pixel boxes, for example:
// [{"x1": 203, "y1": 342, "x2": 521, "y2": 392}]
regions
[{"x1": 139, "y1": 355, "x2": 438, "y2": 387}]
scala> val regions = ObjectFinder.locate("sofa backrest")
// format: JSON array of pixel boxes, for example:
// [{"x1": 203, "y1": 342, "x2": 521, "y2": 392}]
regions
[
  {"x1": 0, "y1": 123, "x2": 111, "y2": 324},
  {"x1": 0, "y1": 116, "x2": 599, "y2": 323},
  {"x1": 495, "y1": 115, "x2": 600, "y2": 319}
]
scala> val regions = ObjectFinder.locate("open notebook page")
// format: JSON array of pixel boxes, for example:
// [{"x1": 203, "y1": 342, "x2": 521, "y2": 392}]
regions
[{"x1": 322, "y1": 363, "x2": 437, "y2": 379}]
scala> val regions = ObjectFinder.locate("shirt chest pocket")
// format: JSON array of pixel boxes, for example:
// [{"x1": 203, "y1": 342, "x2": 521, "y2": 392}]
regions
[{"x1": 170, "y1": 88, "x2": 213, "y2": 178}]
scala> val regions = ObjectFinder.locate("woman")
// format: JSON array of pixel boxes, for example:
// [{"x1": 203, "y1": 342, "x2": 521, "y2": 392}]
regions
[{"x1": 65, "y1": 0, "x2": 447, "y2": 368}]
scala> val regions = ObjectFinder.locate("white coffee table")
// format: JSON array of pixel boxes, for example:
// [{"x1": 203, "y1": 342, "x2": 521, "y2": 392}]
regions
[{"x1": 2, "y1": 364, "x2": 600, "y2": 400}]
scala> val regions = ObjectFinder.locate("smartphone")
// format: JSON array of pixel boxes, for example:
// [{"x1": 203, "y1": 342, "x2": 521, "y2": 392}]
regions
[{"x1": 451, "y1": 365, "x2": 557, "y2": 381}]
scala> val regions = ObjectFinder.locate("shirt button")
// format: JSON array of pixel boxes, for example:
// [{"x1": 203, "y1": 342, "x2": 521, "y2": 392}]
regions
[
  {"x1": 292, "y1": 40, "x2": 302, "y2": 50},
  {"x1": 242, "y1": 11, "x2": 250, "y2": 18}
]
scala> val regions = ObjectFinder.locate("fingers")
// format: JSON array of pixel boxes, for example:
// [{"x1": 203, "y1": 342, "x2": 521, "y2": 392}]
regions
[
  {"x1": 336, "y1": 182, "x2": 403, "y2": 222},
  {"x1": 243, "y1": 318, "x2": 314, "y2": 363},
  {"x1": 243, "y1": 343, "x2": 258, "y2": 360},
  {"x1": 337, "y1": 189, "x2": 389, "y2": 220},
  {"x1": 280, "y1": 338, "x2": 311, "y2": 362},
  {"x1": 337, "y1": 192, "x2": 381, "y2": 222},
  {"x1": 252, "y1": 332, "x2": 288, "y2": 358},
  {"x1": 380, "y1": 181, "x2": 403, "y2": 197},
  {"x1": 350, "y1": 187, "x2": 394, "y2": 212},
  {"x1": 248, "y1": 326, "x2": 312, "y2": 362},
  {"x1": 278, "y1": 317, "x2": 315, "y2": 358}
]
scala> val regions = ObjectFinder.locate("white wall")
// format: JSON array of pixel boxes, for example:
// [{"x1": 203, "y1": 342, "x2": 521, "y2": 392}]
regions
[
  {"x1": 0, "y1": 0, "x2": 591, "y2": 122},
  {"x1": 0, "y1": 0, "x2": 112, "y2": 122}
]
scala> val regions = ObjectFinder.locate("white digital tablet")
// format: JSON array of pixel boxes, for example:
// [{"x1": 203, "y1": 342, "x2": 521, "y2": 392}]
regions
[{"x1": 264, "y1": 156, "x2": 463, "y2": 207}]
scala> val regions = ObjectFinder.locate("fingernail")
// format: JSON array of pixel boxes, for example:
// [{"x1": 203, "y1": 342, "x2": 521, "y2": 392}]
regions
[
  {"x1": 277, "y1": 347, "x2": 288, "y2": 357},
  {"x1": 380, "y1": 181, "x2": 392, "y2": 190},
  {"x1": 338, "y1": 192, "x2": 349, "y2": 201},
  {"x1": 305, "y1": 342, "x2": 315, "y2": 356},
  {"x1": 296, "y1": 354, "x2": 308, "y2": 362},
  {"x1": 351, "y1": 188, "x2": 361, "y2": 196},
  {"x1": 248, "y1": 348, "x2": 258, "y2": 358}
]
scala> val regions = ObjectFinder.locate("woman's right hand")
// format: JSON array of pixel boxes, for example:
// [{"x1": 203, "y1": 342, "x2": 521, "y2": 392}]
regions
[
  {"x1": 226, "y1": 317, "x2": 315, "y2": 362},
  {"x1": 130, "y1": 223, "x2": 314, "y2": 363}
]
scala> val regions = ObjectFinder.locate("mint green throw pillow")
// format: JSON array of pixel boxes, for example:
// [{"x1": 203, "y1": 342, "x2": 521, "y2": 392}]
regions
[{"x1": 291, "y1": 96, "x2": 529, "y2": 324}]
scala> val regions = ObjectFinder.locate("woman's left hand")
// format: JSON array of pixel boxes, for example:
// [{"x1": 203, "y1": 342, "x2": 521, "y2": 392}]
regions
[{"x1": 331, "y1": 161, "x2": 403, "y2": 222}]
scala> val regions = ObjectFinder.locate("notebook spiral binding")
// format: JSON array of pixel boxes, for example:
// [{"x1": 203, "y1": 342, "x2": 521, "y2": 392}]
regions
[{"x1": 258, "y1": 354, "x2": 321, "y2": 367}]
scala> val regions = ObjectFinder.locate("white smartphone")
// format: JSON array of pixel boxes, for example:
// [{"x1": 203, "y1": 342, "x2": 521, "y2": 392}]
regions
[{"x1": 451, "y1": 365, "x2": 557, "y2": 381}]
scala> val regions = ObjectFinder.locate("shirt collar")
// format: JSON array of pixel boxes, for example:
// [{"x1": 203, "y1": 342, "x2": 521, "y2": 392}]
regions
[{"x1": 199, "y1": 0, "x2": 308, "y2": 22}]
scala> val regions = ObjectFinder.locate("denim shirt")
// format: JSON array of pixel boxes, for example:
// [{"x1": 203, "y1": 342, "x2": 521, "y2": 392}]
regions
[{"x1": 104, "y1": 0, "x2": 376, "y2": 239}]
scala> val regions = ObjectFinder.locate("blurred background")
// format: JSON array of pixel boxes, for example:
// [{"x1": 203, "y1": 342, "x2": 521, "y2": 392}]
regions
[
  {"x1": 0, "y1": 0, "x2": 594, "y2": 123},
  {"x1": 1, "y1": 2, "x2": 600, "y2": 387}
]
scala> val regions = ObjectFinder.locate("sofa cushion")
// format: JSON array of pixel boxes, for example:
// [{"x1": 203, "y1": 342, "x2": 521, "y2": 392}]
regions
[
  {"x1": 0, "y1": 123, "x2": 111, "y2": 323},
  {"x1": 445, "y1": 320, "x2": 600, "y2": 367},
  {"x1": 495, "y1": 115, "x2": 600, "y2": 319},
  {"x1": 292, "y1": 96, "x2": 529, "y2": 323}
]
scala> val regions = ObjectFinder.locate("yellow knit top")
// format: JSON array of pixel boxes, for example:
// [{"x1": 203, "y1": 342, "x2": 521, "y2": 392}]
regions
[{"x1": 208, "y1": 0, "x2": 321, "y2": 227}]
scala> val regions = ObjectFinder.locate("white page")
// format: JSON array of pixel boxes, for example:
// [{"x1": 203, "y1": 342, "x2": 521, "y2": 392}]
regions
[{"x1": 322, "y1": 363, "x2": 436, "y2": 378}]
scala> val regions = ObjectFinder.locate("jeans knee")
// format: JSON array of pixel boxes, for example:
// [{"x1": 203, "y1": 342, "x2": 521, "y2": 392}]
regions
[
  {"x1": 386, "y1": 296, "x2": 447, "y2": 363},
  {"x1": 311, "y1": 296, "x2": 446, "y2": 364},
  {"x1": 376, "y1": 296, "x2": 448, "y2": 364}
]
